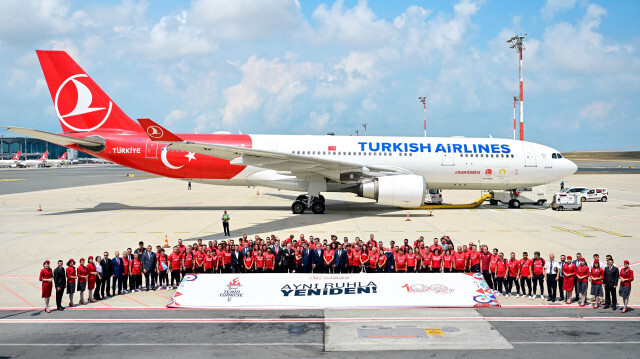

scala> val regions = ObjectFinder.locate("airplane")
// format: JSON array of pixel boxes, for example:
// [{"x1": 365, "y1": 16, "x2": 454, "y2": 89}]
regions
[
  {"x1": 0, "y1": 151, "x2": 21, "y2": 167},
  {"x1": 3, "y1": 50, "x2": 577, "y2": 213},
  {"x1": 17, "y1": 151, "x2": 48, "y2": 168},
  {"x1": 46, "y1": 151, "x2": 68, "y2": 167}
]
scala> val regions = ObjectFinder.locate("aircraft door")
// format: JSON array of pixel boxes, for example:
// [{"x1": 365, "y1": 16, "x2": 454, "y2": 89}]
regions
[
  {"x1": 523, "y1": 146, "x2": 537, "y2": 167},
  {"x1": 441, "y1": 152, "x2": 455, "y2": 166},
  {"x1": 145, "y1": 139, "x2": 158, "y2": 159}
]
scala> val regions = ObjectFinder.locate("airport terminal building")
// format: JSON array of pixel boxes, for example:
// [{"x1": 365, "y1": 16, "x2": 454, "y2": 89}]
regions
[{"x1": 0, "y1": 136, "x2": 95, "y2": 160}]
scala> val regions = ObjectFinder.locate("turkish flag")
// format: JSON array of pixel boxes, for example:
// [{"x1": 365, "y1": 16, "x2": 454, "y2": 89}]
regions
[{"x1": 328, "y1": 146, "x2": 336, "y2": 151}]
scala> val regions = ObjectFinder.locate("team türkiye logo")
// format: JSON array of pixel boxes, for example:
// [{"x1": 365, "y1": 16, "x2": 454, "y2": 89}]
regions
[
  {"x1": 220, "y1": 277, "x2": 243, "y2": 302},
  {"x1": 55, "y1": 74, "x2": 113, "y2": 132}
]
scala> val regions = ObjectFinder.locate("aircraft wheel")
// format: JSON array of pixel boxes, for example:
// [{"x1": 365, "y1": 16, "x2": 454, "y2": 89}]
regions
[
  {"x1": 509, "y1": 199, "x2": 521, "y2": 209},
  {"x1": 311, "y1": 201, "x2": 325, "y2": 214},
  {"x1": 489, "y1": 199, "x2": 498, "y2": 206},
  {"x1": 292, "y1": 201, "x2": 306, "y2": 214}
]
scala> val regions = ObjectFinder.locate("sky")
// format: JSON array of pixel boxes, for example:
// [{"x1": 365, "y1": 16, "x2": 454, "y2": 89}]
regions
[{"x1": 0, "y1": 0, "x2": 639, "y2": 151}]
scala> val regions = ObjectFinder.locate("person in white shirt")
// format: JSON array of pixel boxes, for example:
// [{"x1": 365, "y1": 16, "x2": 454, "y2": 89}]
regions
[
  {"x1": 94, "y1": 256, "x2": 103, "y2": 300},
  {"x1": 544, "y1": 253, "x2": 560, "y2": 302}
]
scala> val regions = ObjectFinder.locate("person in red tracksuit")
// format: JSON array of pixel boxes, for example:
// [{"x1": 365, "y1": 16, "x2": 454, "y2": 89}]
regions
[
  {"x1": 406, "y1": 248, "x2": 417, "y2": 273},
  {"x1": 395, "y1": 249, "x2": 407, "y2": 273},
  {"x1": 224, "y1": 249, "x2": 232, "y2": 273},
  {"x1": 519, "y1": 252, "x2": 533, "y2": 298},
  {"x1": 265, "y1": 248, "x2": 275, "y2": 272},
  {"x1": 377, "y1": 250, "x2": 387, "y2": 272},
  {"x1": 531, "y1": 252, "x2": 546, "y2": 299},
  {"x1": 204, "y1": 249, "x2": 214, "y2": 273},
  {"x1": 443, "y1": 249, "x2": 453, "y2": 273},
  {"x1": 360, "y1": 248, "x2": 369, "y2": 273},
  {"x1": 431, "y1": 249, "x2": 443, "y2": 273},
  {"x1": 506, "y1": 253, "x2": 521, "y2": 297},
  {"x1": 130, "y1": 253, "x2": 143, "y2": 292},
  {"x1": 40, "y1": 260, "x2": 53, "y2": 313},
  {"x1": 255, "y1": 250, "x2": 265, "y2": 273},
  {"x1": 182, "y1": 247, "x2": 195, "y2": 276},
  {"x1": 168, "y1": 246, "x2": 182, "y2": 289},
  {"x1": 368, "y1": 248, "x2": 379, "y2": 273},
  {"x1": 194, "y1": 248, "x2": 205, "y2": 273},
  {"x1": 619, "y1": 260, "x2": 634, "y2": 313},
  {"x1": 243, "y1": 252, "x2": 254, "y2": 273},
  {"x1": 420, "y1": 248, "x2": 431, "y2": 273},
  {"x1": 495, "y1": 253, "x2": 508, "y2": 296},
  {"x1": 453, "y1": 247, "x2": 467, "y2": 273}
]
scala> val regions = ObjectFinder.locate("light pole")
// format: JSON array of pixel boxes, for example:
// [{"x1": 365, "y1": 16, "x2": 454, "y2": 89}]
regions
[
  {"x1": 355, "y1": 129, "x2": 359, "y2": 136},
  {"x1": 513, "y1": 96, "x2": 518, "y2": 141},
  {"x1": 362, "y1": 123, "x2": 367, "y2": 136},
  {"x1": 418, "y1": 96, "x2": 427, "y2": 137},
  {"x1": 507, "y1": 34, "x2": 526, "y2": 141}
]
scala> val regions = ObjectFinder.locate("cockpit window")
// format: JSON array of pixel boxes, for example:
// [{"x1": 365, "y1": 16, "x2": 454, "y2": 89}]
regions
[
  {"x1": 551, "y1": 153, "x2": 557, "y2": 159},
  {"x1": 557, "y1": 153, "x2": 563, "y2": 158}
]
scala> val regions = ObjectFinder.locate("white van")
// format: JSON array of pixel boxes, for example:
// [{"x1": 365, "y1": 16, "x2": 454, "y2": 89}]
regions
[
  {"x1": 551, "y1": 193, "x2": 582, "y2": 211},
  {"x1": 579, "y1": 188, "x2": 608, "y2": 202}
]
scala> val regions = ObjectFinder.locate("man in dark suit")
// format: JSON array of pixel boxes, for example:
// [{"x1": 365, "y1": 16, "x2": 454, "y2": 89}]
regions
[
  {"x1": 111, "y1": 251, "x2": 124, "y2": 295},
  {"x1": 142, "y1": 245, "x2": 156, "y2": 291},
  {"x1": 301, "y1": 243, "x2": 312, "y2": 273},
  {"x1": 386, "y1": 249, "x2": 395, "y2": 273},
  {"x1": 334, "y1": 243, "x2": 348, "y2": 273},
  {"x1": 231, "y1": 245, "x2": 242, "y2": 273},
  {"x1": 312, "y1": 246, "x2": 324, "y2": 273},
  {"x1": 272, "y1": 241, "x2": 283, "y2": 273},
  {"x1": 100, "y1": 252, "x2": 113, "y2": 297},
  {"x1": 282, "y1": 243, "x2": 295, "y2": 273},
  {"x1": 53, "y1": 260, "x2": 66, "y2": 311},
  {"x1": 603, "y1": 258, "x2": 619, "y2": 310}
]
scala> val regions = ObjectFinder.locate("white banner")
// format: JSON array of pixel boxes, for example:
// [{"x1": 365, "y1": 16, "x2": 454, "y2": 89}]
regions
[{"x1": 167, "y1": 272, "x2": 500, "y2": 309}]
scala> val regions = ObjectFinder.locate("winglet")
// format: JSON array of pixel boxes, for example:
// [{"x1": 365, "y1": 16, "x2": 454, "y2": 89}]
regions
[{"x1": 137, "y1": 118, "x2": 183, "y2": 142}]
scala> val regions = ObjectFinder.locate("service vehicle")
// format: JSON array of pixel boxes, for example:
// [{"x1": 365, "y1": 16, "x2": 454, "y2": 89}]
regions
[
  {"x1": 426, "y1": 189, "x2": 443, "y2": 204},
  {"x1": 551, "y1": 193, "x2": 582, "y2": 211},
  {"x1": 489, "y1": 185, "x2": 547, "y2": 208},
  {"x1": 579, "y1": 188, "x2": 608, "y2": 202}
]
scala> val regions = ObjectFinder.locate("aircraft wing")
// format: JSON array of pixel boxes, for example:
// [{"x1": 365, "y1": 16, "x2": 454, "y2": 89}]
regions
[
  {"x1": 136, "y1": 119, "x2": 412, "y2": 182},
  {"x1": 2, "y1": 126, "x2": 105, "y2": 147}
]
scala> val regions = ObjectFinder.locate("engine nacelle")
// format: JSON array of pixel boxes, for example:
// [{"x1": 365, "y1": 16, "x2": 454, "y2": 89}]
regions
[{"x1": 358, "y1": 175, "x2": 426, "y2": 207}]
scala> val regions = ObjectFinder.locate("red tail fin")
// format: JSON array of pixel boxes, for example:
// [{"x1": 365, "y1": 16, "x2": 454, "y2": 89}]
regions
[
  {"x1": 40, "y1": 151, "x2": 49, "y2": 161},
  {"x1": 12, "y1": 151, "x2": 21, "y2": 161},
  {"x1": 36, "y1": 50, "x2": 142, "y2": 133},
  {"x1": 61, "y1": 152, "x2": 67, "y2": 160}
]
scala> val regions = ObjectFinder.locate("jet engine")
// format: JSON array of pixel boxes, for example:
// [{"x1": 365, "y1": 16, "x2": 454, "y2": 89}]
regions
[{"x1": 357, "y1": 175, "x2": 426, "y2": 207}]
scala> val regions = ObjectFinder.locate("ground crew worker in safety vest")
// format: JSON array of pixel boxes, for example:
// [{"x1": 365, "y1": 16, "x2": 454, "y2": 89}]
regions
[{"x1": 222, "y1": 210, "x2": 230, "y2": 236}]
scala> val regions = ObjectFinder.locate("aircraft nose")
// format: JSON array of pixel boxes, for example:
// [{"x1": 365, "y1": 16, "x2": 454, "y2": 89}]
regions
[{"x1": 565, "y1": 159, "x2": 578, "y2": 177}]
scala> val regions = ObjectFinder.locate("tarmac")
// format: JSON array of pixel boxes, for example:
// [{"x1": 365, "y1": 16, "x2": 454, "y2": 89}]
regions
[{"x1": 0, "y1": 163, "x2": 639, "y2": 357}]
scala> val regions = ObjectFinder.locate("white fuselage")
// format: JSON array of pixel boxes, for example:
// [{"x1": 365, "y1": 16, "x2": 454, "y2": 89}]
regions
[{"x1": 194, "y1": 135, "x2": 577, "y2": 192}]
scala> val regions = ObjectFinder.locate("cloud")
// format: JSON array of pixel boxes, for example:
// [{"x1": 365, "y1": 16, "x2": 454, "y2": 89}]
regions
[
  {"x1": 164, "y1": 109, "x2": 187, "y2": 127},
  {"x1": 190, "y1": 0, "x2": 306, "y2": 40},
  {"x1": 220, "y1": 55, "x2": 323, "y2": 128},
  {"x1": 541, "y1": 0, "x2": 577, "y2": 20},
  {"x1": 308, "y1": 111, "x2": 331, "y2": 130},
  {"x1": 311, "y1": 0, "x2": 397, "y2": 48},
  {"x1": 579, "y1": 100, "x2": 613, "y2": 119},
  {"x1": 0, "y1": 0, "x2": 75, "y2": 45}
]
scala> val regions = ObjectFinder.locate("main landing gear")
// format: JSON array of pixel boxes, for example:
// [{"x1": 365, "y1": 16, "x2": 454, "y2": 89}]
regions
[{"x1": 292, "y1": 194, "x2": 325, "y2": 214}]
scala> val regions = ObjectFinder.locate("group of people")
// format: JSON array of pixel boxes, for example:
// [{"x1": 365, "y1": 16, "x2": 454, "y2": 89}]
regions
[{"x1": 39, "y1": 233, "x2": 634, "y2": 313}]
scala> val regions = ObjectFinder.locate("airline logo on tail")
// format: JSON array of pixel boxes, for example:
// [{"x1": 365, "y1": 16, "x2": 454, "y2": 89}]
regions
[
  {"x1": 55, "y1": 74, "x2": 113, "y2": 132},
  {"x1": 39, "y1": 151, "x2": 49, "y2": 161},
  {"x1": 11, "y1": 151, "x2": 21, "y2": 161},
  {"x1": 59, "y1": 152, "x2": 67, "y2": 160}
]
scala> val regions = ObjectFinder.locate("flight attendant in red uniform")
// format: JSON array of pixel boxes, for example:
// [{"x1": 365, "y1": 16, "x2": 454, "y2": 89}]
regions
[
  {"x1": 77, "y1": 258, "x2": 88, "y2": 305},
  {"x1": 590, "y1": 261, "x2": 604, "y2": 309},
  {"x1": 86, "y1": 256, "x2": 97, "y2": 303},
  {"x1": 40, "y1": 260, "x2": 53, "y2": 313},
  {"x1": 562, "y1": 256, "x2": 576, "y2": 304},
  {"x1": 619, "y1": 260, "x2": 634, "y2": 313},
  {"x1": 66, "y1": 259, "x2": 77, "y2": 307}
]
